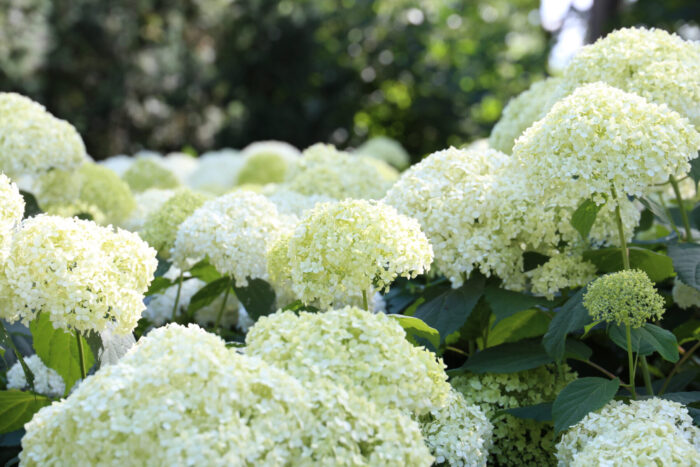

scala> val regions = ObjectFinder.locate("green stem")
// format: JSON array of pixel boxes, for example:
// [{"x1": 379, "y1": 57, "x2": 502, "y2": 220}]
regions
[
  {"x1": 611, "y1": 185, "x2": 630, "y2": 270},
  {"x1": 659, "y1": 340, "x2": 700, "y2": 395},
  {"x1": 362, "y1": 290, "x2": 369, "y2": 311},
  {"x1": 581, "y1": 359, "x2": 619, "y2": 381},
  {"x1": 171, "y1": 271, "x2": 184, "y2": 321},
  {"x1": 640, "y1": 356, "x2": 654, "y2": 396},
  {"x1": 446, "y1": 346, "x2": 468, "y2": 356},
  {"x1": 76, "y1": 331, "x2": 87, "y2": 380},
  {"x1": 669, "y1": 174, "x2": 693, "y2": 241},
  {"x1": 214, "y1": 286, "x2": 231, "y2": 333},
  {"x1": 625, "y1": 323, "x2": 637, "y2": 399}
]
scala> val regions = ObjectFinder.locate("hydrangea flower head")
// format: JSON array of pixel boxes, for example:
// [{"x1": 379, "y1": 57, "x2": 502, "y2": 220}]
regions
[
  {"x1": 246, "y1": 306, "x2": 451, "y2": 416},
  {"x1": 172, "y1": 191, "x2": 291, "y2": 286},
  {"x1": 284, "y1": 143, "x2": 396, "y2": 199},
  {"x1": 527, "y1": 253, "x2": 596, "y2": 300},
  {"x1": 355, "y1": 136, "x2": 411, "y2": 170},
  {"x1": 6, "y1": 354, "x2": 65, "y2": 398},
  {"x1": 0, "y1": 174, "x2": 24, "y2": 260},
  {"x1": 512, "y1": 82, "x2": 700, "y2": 202},
  {"x1": 0, "y1": 215, "x2": 157, "y2": 334},
  {"x1": 271, "y1": 199, "x2": 433, "y2": 307},
  {"x1": 186, "y1": 149, "x2": 243, "y2": 195},
  {"x1": 140, "y1": 188, "x2": 209, "y2": 258},
  {"x1": 122, "y1": 157, "x2": 180, "y2": 192},
  {"x1": 21, "y1": 323, "x2": 433, "y2": 466},
  {"x1": 452, "y1": 365, "x2": 577, "y2": 466},
  {"x1": 121, "y1": 188, "x2": 176, "y2": 232},
  {"x1": 236, "y1": 140, "x2": 300, "y2": 185},
  {"x1": 489, "y1": 76, "x2": 562, "y2": 154},
  {"x1": 583, "y1": 269, "x2": 665, "y2": 328},
  {"x1": 672, "y1": 277, "x2": 700, "y2": 310},
  {"x1": 262, "y1": 185, "x2": 333, "y2": 219},
  {"x1": 556, "y1": 27, "x2": 700, "y2": 128},
  {"x1": 0, "y1": 93, "x2": 86, "y2": 177},
  {"x1": 556, "y1": 398, "x2": 700, "y2": 466}
]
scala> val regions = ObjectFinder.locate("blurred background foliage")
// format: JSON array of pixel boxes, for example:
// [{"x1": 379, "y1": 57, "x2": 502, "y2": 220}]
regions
[{"x1": 0, "y1": 0, "x2": 697, "y2": 161}]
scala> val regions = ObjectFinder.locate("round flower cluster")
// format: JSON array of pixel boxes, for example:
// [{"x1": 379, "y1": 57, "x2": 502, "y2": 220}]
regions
[
  {"x1": 527, "y1": 253, "x2": 597, "y2": 300},
  {"x1": 20, "y1": 324, "x2": 434, "y2": 466},
  {"x1": 488, "y1": 76, "x2": 562, "y2": 155},
  {"x1": 269, "y1": 199, "x2": 433, "y2": 307},
  {"x1": 236, "y1": 140, "x2": 300, "y2": 186},
  {"x1": 121, "y1": 188, "x2": 176, "y2": 232},
  {"x1": 0, "y1": 93, "x2": 86, "y2": 178},
  {"x1": 556, "y1": 398, "x2": 700, "y2": 466},
  {"x1": 452, "y1": 365, "x2": 577, "y2": 466},
  {"x1": 0, "y1": 174, "x2": 24, "y2": 260},
  {"x1": 246, "y1": 307, "x2": 451, "y2": 416},
  {"x1": 0, "y1": 215, "x2": 157, "y2": 334},
  {"x1": 262, "y1": 185, "x2": 332, "y2": 219},
  {"x1": 140, "y1": 188, "x2": 209, "y2": 258},
  {"x1": 583, "y1": 269, "x2": 665, "y2": 328},
  {"x1": 555, "y1": 27, "x2": 700, "y2": 128},
  {"x1": 512, "y1": 82, "x2": 700, "y2": 204},
  {"x1": 122, "y1": 157, "x2": 180, "y2": 192},
  {"x1": 672, "y1": 278, "x2": 700, "y2": 310},
  {"x1": 284, "y1": 143, "x2": 396, "y2": 200},
  {"x1": 186, "y1": 149, "x2": 243, "y2": 195},
  {"x1": 355, "y1": 136, "x2": 411, "y2": 170},
  {"x1": 419, "y1": 389, "x2": 493, "y2": 467},
  {"x1": 6, "y1": 354, "x2": 65, "y2": 398},
  {"x1": 172, "y1": 191, "x2": 291, "y2": 286},
  {"x1": 161, "y1": 152, "x2": 199, "y2": 183}
]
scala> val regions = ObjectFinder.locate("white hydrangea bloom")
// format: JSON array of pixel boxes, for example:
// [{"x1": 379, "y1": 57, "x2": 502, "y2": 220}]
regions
[
  {"x1": 246, "y1": 307, "x2": 451, "y2": 416},
  {"x1": 269, "y1": 199, "x2": 433, "y2": 307},
  {"x1": 262, "y1": 185, "x2": 333, "y2": 219},
  {"x1": 420, "y1": 389, "x2": 493, "y2": 467},
  {"x1": 6, "y1": 354, "x2": 65, "y2": 398},
  {"x1": 673, "y1": 278, "x2": 700, "y2": 310},
  {"x1": 556, "y1": 398, "x2": 700, "y2": 466},
  {"x1": 236, "y1": 140, "x2": 300, "y2": 186},
  {"x1": 21, "y1": 324, "x2": 433, "y2": 466},
  {"x1": 489, "y1": 77, "x2": 562, "y2": 154},
  {"x1": 0, "y1": 215, "x2": 157, "y2": 334},
  {"x1": 0, "y1": 93, "x2": 87, "y2": 177},
  {"x1": 186, "y1": 149, "x2": 243, "y2": 195},
  {"x1": 172, "y1": 191, "x2": 292, "y2": 286},
  {"x1": 162, "y1": 152, "x2": 199, "y2": 183},
  {"x1": 0, "y1": 174, "x2": 24, "y2": 261},
  {"x1": 121, "y1": 188, "x2": 176, "y2": 232},
  {"x1": 555, "y1": 27, "x2": 700, "y2": 129},
  {"x1": 512, "y1": 83, "x2": 700, "y2": 204},
  {"x1": 527, "y1": 254, "x2": 597, "y2": 300},
  {"x1": 99, "y1": 155, "x2": 134, "y2": 177},
  {"x1": 355, "y1": 136, "x2": 411, "y2": 170}
]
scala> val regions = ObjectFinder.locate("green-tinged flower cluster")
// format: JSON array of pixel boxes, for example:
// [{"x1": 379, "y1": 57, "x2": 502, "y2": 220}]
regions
[
  {"x1": 554, "y1": 27, "x2": 700, "y2": 129},
  {"x1": 186, "y1": 149, "x2": 243, "y2": 195},
  {"x1": 140, "y1": 188, "x2": 209, "y2": 258},
  {"x1": 236, "y1": 141, "x2": 300, "y2": 185},
  {"x1": 20, "y1": 324, "x2": 434, "y2": 466},
  {"x1": 672, "y1": 278, "x2": 700, "y2": 310},
  {"x1": 7, "y1": 354, "x2": 65, "y2": 398},
  {"x1": 0, "y1": 93, "x2": 86, "y2": 177},
  {"x1": 512, "y1": 82, "x2": 700, "y2": 204},
  {"x1": 452, "y1": 365, "x2": 577, "y2": 466},
  {"x1": 269, "y1": 199, "x2": 433, "y2": 307},
  {"x1": 284, "y1": 143, "x2": 396, "y2": 199},
  {"x1": 419, "y1": 389, "x2": 493, "y2": 467},
  {"x1": 556, "y1": 398, "x2": 700, "y2": 466},
  {"x1": 489, "y1": 76, "x2": 562, "y2": 154},
  {"x1": 121, "y1": 188, "x2": 176, "y2": 232},
  {"x1": 527, "y1": 253, "x2": 596, "y2": 300},
  {"x1": 0, "y1": 174, "x2": 24, "y2": 260},
  {"x1": 246, "y1": 307, "x2": 451, "y2": 416},
  {"x1": 0, "y1": 215, "x2": 157, "y2": 334},
  {"x1": 122, "y1": 157, "x2": 180, "y2": 192},
  {"x1": 172, "y1": 191, "x2": 292, "y2": 286},
  {"x1": 583, "y1": 269, "x2": 665, "y2": 328},
  {"x1": 356, "y1": 136, "x2": 411, "y2": 170}
]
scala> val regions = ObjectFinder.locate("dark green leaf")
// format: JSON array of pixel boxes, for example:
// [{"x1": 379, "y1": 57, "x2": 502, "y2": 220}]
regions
[
  {"x1": 657, "y1": 392, "x2": 700, "y2": 405},
  {"x1": 459, "y1": 341, "x2": 552, "y2": 374},
  {"x1": 154, "y1": 259, "x2": 172, "y2": 278},
  {"x1": 487, "y1": 308, "x2": 550, "y2": 347},
  {"x1": 484, "y1": 285, "x2": 550, "y2": 325},
  {"x1": 502, "y1": 402, "x2": 553, "y2": 422},
  {"x1": 690, "y1": 204, "x2": 700, "y2": 231},
  {"x1": 523, "y1": 252, "x2": 550, "y2": 271},
  {"x1": 187, "y1": 277, "x2": 231, "y2": 317},
  {"x1": 232, "y1": 278, "x2": 277, "y2": 321},
  {"x1": 689, "y1": 157, "x2": 700, "y2": 184},
  {"x1": 0, "y1": 324, "x2": 34, "y2": 392},
  {"x1": 0, "y1": 391, "x2": 50, "y2": 434},
  {"x1": 85, "y1": 327, "x2": 135, "y2": 369},
  {"x1": 583, "y1": 247, "x2": 674, "y2": 282},
  {"x1": 635, "y1": 208, "x2": 654, "y2": 233},
  {"x1": 673, "y1": 320, "x2": 700, "y2": 345},
  {"x1": 390, "y1": 315, "x2": 440, "y2": 349},
  {"x1": 668, "y1": 243, "x2": 700, "y2": 292},
  {"x1": 19, "y1": 191, "x2": 42, "y2": 218},
  {"x1": 564, "y1": 339, "x2": 593, "y2": 361},
  {"x1": 414, "y1": 274, "x2": 485, "y2": 343},
  {"x1": 145, "y1": 277, "x2": 173, "y2": 296},
  {"x1": 281, "y1": 300, "x2": 320, "y2": 313},
  {"x1": 543, "y1": 289, "x2": 590, "y2": 361},
  {"x1": 639, "y1": 197, "x2": 672, "y2": 226},
  {"x1": 609, "y1": 323, "x2": 679, "y2": 362},
  {"x1": 188, "y1": 259, "x2": 222, "y2": 283},
  {"x1": 30, "y1": 314, "x2": 94, "y2": 394},
  {"x1": 553, "y1": 377, "x2": 620, "y2": 434},
  {"x1": 688, "y1": 407, "x2": 700, "y2": 426},
  {"x1": 571, "y1": 199, "x2": 602, "y2": 240}
]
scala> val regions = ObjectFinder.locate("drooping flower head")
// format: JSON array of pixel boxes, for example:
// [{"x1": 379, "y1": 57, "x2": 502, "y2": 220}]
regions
[
  {"x1": 0, "y1": 173, "x2": 24, "y2": 260},
  {"x1": 172, "y1": 191, "x2": 292, "y2": 286},
  {"x1": 21, "y1": 324, "x2": 433, "y2": 466},
  {"x1": 556, "y1": 398, "x2": 700, "y2": 466},
  {"x1": 452, "y1": 365, "x2": 577, "y2": 466},
  {"x1": 489, "y1": 76, "x2": 562, "y2": 155},
  {"x1": 583, "y1": 269, "x2": 665, "y2": 328},
  {"x1": 122, "y1": 157, "x2": 180, "y2": 192},
  {"x1": 270, "y1": 199, "x2": 432, "y2": 307},
  {"x1": 246, "y1": 306, "x2": 451, "y2": 416},
  {"x1": 0, "y1": 215, "x2": 157, "y2": 334},
  {"x1": 555, "y1": 27, "x2": 700, "y2": 128},
  {"x1": 355, "y1": 136, "x2": 411, "y2": 170},
  {"x1": 139, "y1": 188, "x2": 209, "y2": 258},
  {"x1": 512, "y1": 82, "x2": 700, "y2": 204},
  {"x1": 284, "y1": 143, "x2": 396, "y2": 199},
  {"x1": 0, "y1": 93, "x2": 87, "y2": 177},
  {"x1": 6, "y1": 354, "x2": 65, "y2": 398},
  {"x1": 236, "y1": 141, "x2": 300, "y2": 186}
]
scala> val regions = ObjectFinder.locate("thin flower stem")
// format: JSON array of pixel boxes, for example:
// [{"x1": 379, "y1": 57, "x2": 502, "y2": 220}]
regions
[
  {"x1": 625, "y1": 323, "x2": 637, "y2": 399},
  {"x1": 446, "y1": 346, "x2": 468, "y2": 356},
  {"x1": 669, "y1": 174, "x2": 693, "y2": 241},
  {"x1": 580, "y1": 359, "x2": 618, "y2": 381},
  {"x1": 76, "y1": 331, "x2": 87, "y2": 380},
  {"x1": 171, "y1": 271, "x2": 184, "y2": 321},
  {"x1": 362, "y1": 290, "x2": 369, "y2": 311},
  {"x1": 215, "y1": 286, "x2": 231, "y2": 333},
  {"x1": 640, "y1": 356, "x2": 654, "y2": 396},
  {"x1": 659, "y1": 340, "x2": 700, "y2": 395},
  {"x1": 611, "y1": 185, "x2": 630, "y2": 270}
]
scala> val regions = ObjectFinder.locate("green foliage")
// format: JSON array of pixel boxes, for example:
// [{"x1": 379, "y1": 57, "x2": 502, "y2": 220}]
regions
[
  {"x1": 571, "y1": 199, "x2": 602, "y2": 240},
  {"x1": 389, "y1": 315, "x2": 440, "y2": 350},
  {"x1": 186, "y1": 277, "x2": 232, "y2": 318},
  {"x1": 552, "y1": 377, "x2": 620, "y2": 434},
  {"x1": 583, "y1": 247, "x2": 675, "y2": 282},
  {"x1": 608, "y1": 323, "x2": 679, "y2": 362},
  {"x1": 0, "y1": 391, "x2": 51, "y2": 434},
  {"x1": 232, "y1": 279, "x2": 277, "y2": 322},
  {"x1": 668, "y1": 243, "x2": 700, "y2": 292},
  {"x1": 543, "y1": 289, "x2": 591, "y2": 361}
]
